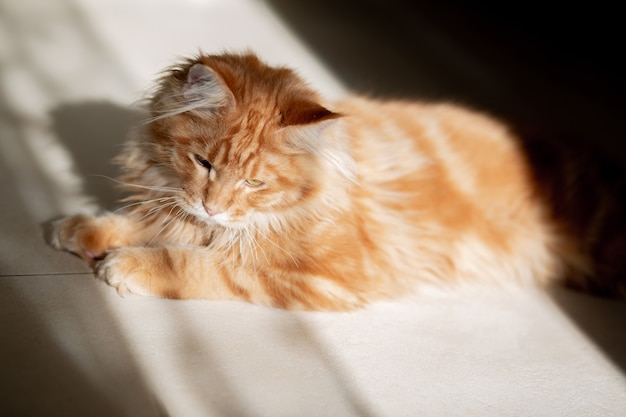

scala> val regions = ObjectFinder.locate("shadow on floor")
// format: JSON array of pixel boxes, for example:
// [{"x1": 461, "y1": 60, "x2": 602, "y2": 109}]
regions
[
  {"x1": 49, "y1": 102, "x2": 146, "y2": 210},
  {"x1": 0, "y1": 281, "x2": 169, "y2": 417},
  {"x1": 549, "y1": 287, "x2": 626, "y2": 373}
]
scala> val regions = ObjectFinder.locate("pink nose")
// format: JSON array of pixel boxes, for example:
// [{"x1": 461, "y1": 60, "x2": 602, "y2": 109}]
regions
[{"x1": 204, "y1": 206, "x2": 223, "y2": 217}]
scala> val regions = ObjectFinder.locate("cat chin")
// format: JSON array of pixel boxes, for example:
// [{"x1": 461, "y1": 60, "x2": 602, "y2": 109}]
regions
[{"x1": 210, "y1": 213, "x2": 234, "y2": 227}]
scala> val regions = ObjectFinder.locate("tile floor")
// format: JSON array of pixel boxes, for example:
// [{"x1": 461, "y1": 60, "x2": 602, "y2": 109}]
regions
[{"x1": 1, "y1": 1, "x2": 625, "y2": 416}]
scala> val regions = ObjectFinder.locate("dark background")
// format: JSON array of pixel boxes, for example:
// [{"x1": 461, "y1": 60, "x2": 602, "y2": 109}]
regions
[{"x1": 267, "y1": 0, "x2": 624, "y2": 162}]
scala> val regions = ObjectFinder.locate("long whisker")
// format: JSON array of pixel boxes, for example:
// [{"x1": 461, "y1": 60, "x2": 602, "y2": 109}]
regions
[
  {"x1": 146, "y1": 199, "x2": 180, "y2": 215},
  {"x1": 137, "y1": 199, "x2": 182, "y2": 222},
  {"x1": 91, "y1": 174, "x2": 182, "y2": 194},
  {"x1": 243, "y1": 227, "x2": 258, "y2": 276},
  {"x1": 245, "y1": 226, "x2": 269, "y2": 265},
  {"x1": 147, "y1": 205, "x2": 184, "y2": 246},
  {"x1": 225, "y1": 228, "x2": 240, "y2": 251},
  {"x1": 238, "y1": 228, "x2": 244, "y2": 265},
  {"x1": 114, "y1": 196, "x2": 180, "y2": 213},
  {"x1": 250, "y1": 224, "x2": 298, "y2": 267},
  {"x1": 230, "y1": 229, "x2": 236, "y2": 274}
]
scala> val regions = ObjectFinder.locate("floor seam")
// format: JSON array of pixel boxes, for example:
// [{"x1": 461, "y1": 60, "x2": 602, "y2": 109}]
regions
[{"x1": 0, "y1": 272, "x2": 92, "y2": 277}]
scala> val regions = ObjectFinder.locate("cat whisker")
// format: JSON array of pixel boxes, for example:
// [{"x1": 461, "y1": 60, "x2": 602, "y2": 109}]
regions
[
  {"x1": 147, "y1": 205, "x2": 184, "y2": 246},
  {"x1": 243, "y1": 227, "x2": 258, "y2": 276},
  {"x1": 250, "y1": 224, "x2": 298, "y2": 267},
  {"x1": 225, "y1": 228, "x2": 240, "y2": 251},
  {"x1": 113, "y1": 196, "x2": 180, "y2": 214},
  {"x1": 92, "y1": 175, "x2": 182, "y2": 194},
  {"x1": 124, "y1": 141, "x2": 159, "y2": 148},
  {"x1": 230, "y1": 229, "x2": 237, "y2": 275},
  {"x1": 146, "y1": 199, "x2": 180, "y2": 215},
  {"x1": 135, "y1": 199, "x2": 182, "y2": 223},
  {"x1": 238, "y1": 228, "x2": 245, "y2": 265},
  {"x1": 244, "y1": 226, "x2": 269, "y2": 266}
]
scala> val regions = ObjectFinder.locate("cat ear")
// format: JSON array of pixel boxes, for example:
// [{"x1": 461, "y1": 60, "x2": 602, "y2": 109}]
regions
[
  {"x1": 281, "y1": 101, "x2": 340, "y2": 153},
  {"x1": 283, "y1": 115, "x2": 357, "y2": 182},
  {"x1": 182, "y1": 63, "x2": 233, "y2": 113},
  {"x1": 281, "y1": 99, "x2": 341, "y2": 126}
]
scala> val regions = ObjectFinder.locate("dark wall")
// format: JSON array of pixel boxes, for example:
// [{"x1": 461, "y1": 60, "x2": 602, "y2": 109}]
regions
[{"x1": 267, "y1": 0, "x2": 624, "y2": 161}]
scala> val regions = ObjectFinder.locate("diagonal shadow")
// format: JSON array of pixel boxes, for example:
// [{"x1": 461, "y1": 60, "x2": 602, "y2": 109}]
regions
[
  {"x1": 548, "y1": 287, "x2": 626, "y2": 373},
  {"x1": 49, "y1": 102, "x2": 146, "y2": 211},
  {"x1": 0, "y1": 279, "x2": 169, "y2": 417},
  {"x1": 161, "y1": 302, "x2": 378, "y2": 417},
  {"x1": 0, "y1": 284, "x2": 128, "y2": 417}
]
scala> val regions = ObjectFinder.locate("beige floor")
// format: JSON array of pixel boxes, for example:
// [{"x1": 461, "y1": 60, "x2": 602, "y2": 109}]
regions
[{"x1": 1, "y1": 1, "x2": 625, "y2": 416}]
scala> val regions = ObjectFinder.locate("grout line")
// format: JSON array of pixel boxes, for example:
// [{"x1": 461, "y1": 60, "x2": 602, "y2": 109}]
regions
[{"x1": 0, "y1": 271, "x2": 93, "y2": 278}]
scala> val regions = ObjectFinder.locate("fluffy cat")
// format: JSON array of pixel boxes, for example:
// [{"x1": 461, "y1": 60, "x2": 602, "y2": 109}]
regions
[{"x1": 51, "y1": 52, "x2": 625, "y2": 310}]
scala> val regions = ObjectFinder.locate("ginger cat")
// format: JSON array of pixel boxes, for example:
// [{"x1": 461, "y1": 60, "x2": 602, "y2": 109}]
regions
[{"x1": 51, "y1": 52, "x2": 625, "y2": 310}]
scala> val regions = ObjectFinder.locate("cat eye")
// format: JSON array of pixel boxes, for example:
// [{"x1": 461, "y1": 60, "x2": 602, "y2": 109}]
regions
[
  {"x1": 244, "y1": 179, "x2": 265, "y2": 187},
  {"x1": 194, "y1": 154, "x2": 212, "y2": 171}
]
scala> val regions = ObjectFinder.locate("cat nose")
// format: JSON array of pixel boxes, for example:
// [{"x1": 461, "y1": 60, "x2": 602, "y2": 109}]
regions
[{"x1": 203, "y1": 205, "x2": 223, "y2": 217}]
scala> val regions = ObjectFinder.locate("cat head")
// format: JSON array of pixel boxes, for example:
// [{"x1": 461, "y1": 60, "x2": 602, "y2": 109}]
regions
[{"x1": 137, "y1": 52, "x2": 355, "y2": 230}]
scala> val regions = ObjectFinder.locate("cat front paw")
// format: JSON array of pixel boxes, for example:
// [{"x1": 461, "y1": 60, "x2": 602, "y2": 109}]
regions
[
  {"x1": 50, "y1": 213, "x2": 127, "y2": 266},
  {"x1": 96, "y1": 248, "x2": 156, "y2": 297},
  {"x1": 51, "y1": 215, "x2": 103, "y2": 264}
]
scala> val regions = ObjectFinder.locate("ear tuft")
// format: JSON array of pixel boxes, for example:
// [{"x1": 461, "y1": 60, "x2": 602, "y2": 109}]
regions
[
  {"x1": 281, "y1": 100, "x2": 341, "y2": 126},
  {"x1": 182, "y1": 63, "x2": 232, "y2": 112}
]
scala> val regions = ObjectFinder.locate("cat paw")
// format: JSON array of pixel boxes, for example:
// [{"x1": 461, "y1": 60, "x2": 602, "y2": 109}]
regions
[
  {"x1": 50, "y1": 214, "x2": 119, "y2": 266},
  {"x1": 96, "y1": 248, "x2": 154, "y2": 297},
  {"x1": 51, "y1": 215, "x2": 99, "y2": 262}
]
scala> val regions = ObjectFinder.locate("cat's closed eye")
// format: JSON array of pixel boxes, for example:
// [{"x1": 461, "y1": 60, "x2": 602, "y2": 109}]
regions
[
  {"x1": 193, "y1": 154, "x2": 212, "y2": 171},
  {"x1": 244, "y1": 179, "x2": 264, "y2": 187}
]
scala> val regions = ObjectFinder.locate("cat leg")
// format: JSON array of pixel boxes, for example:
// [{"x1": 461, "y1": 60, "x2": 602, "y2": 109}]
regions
[
  {"x1": 97, "y1": 245, "x2": 369, "y2": 310},
  {"x1": 96, "y1": 245, "x2": 247, "y2": 301},
  {"x1": 51, "y1": 213, "x2": 146, "y2": 266}
]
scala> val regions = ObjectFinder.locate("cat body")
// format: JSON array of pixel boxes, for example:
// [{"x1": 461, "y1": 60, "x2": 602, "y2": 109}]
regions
[{"x1": 52, "y1": 52, "x2": 614, "y2": 310}]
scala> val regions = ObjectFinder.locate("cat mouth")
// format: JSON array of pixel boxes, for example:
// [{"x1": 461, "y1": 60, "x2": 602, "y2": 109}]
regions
[{"x1": 190, "y1": 208, "x2": 246, "y2": 229}]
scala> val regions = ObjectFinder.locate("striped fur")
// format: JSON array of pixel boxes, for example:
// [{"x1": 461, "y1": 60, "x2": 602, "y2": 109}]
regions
[{"x1": 51, "y1": 52, "x2": 624, "y2": 309}]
